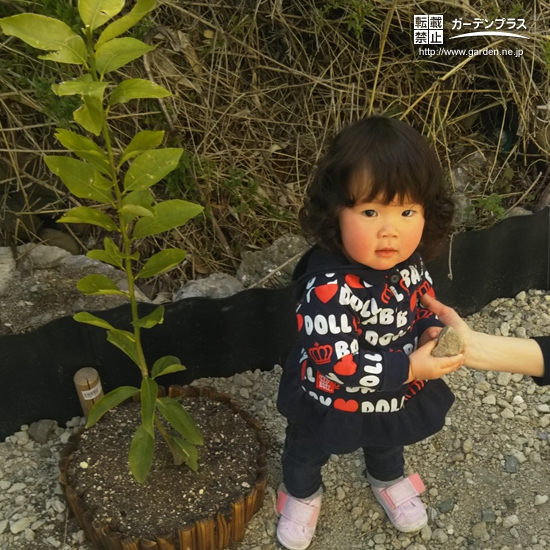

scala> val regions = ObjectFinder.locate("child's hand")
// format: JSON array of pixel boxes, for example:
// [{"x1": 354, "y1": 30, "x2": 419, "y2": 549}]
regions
[
  {"x1": 419, "y1": 326, "x2": 442, "y2": 346},
  {"x1": 406, "y1": 339, "x2": 464, "y2": 383}
]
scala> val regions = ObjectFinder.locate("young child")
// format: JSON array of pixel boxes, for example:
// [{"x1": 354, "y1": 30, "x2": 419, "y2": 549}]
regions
[{"x1": 276, "y1": 116, "x2": 464, "y2": 550}]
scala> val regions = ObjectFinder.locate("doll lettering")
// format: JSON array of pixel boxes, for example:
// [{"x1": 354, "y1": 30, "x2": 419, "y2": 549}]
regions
[
  {"x1": 335, "y1": 339, "x2": 359, "y2": 359},
  {"x1": 340, "y1": 314, "x2": 353, "y2": 333},
  {"x1": 379, "y1": 308, "x2": 395, "y2": 325},
  {"x1": 314, "y1": 315, "x2": 328, "y2": 334},
  {"x1": 328, "y1": 315, "x2": 341, "y2": 334},
  {"x1": 396, "y1": 310, "x2": 408, "y2": 328},
  {"x1": 364, "y1": 352, "x2": 382, "y2": 362},
  {"x1": 363, "y1": 362, "x2": 383, "y2": 374},
  {"x1": 391, "y1": 329, "x2": 407, "y2": 342},
  {"x1": 319, "y1": 396, "x2": 332, "y2": 406},
  {"x1": 308, "y1": 390, "x2": 319, "y2": 400},
  {"x1": 305, "y1": 314, "x2": 353, "y2": 335},
  {"x1": 375, "y1": 399, "x2": 390, "y2": 412},
  {"x1": 350, "y1": 294, "x2": 363, "y2": 312},
  {"x1": 362, "y1": 401, "x2": 375, "y2": 413},
  {"x1": 425, "y1": 270, "x2": 433, "y2": 284},
  {"x1": 339, "y1": 285, "x2": 351, "y2": 306},
  {"x1": 364, "y1": 330, "x2": 378, "y2": 346},
  {"x1": 306, "y1": 366, "x2": 316, "y2": 383},
  {"x1": 359, "y1": 374, "x2": 380, "y2": 387},
  {"x1": 379, "y1": 332, "x2": 395, "y2": 346},
  {"x1": 340, "y1": 285, "x2": 365, "y2": 312}
]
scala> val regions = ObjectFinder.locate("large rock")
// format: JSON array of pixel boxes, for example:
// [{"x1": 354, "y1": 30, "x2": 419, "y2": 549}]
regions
[
  {"x1": 0, "y1": 245, "x2": 149, "y2": 336},
  {"x1": 173, "y1": 273, "x2": 244, "y2": 301},
  {"x1": 236, "y1": 234, "x2": 308, "y2": 287}
]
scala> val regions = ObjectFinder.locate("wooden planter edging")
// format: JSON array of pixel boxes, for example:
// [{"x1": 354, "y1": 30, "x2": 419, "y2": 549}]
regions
[{"x1": 58, "y1": 385, "x2": 269, "y2": 550}]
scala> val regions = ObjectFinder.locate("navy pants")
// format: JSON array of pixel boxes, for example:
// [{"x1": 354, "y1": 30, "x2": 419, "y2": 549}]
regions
[{"x1": 281, "y1": 422, "x2": 405, "y2": 499}]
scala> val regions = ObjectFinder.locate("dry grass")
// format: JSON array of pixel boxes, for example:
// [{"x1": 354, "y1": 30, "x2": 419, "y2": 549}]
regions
[{"x1": 0, "y1": 0, "x2": 549, "y2": 290}]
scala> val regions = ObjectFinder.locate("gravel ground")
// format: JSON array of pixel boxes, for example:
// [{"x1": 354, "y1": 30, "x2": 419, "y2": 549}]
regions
[{"x1": 1, "y1": 289, "x2": 550, "y2": 550}]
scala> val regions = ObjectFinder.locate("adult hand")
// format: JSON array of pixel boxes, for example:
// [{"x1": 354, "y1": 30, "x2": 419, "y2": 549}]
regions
[
  {"x1": 407, "y1": 339, "x2": 464, "y2": 382},
  {"x1": 420, "y1": 294, "x2": 472, "y2": 349}
]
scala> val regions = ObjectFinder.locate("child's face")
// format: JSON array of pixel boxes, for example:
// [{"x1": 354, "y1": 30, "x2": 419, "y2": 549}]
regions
[{"x1": 338, "y1": 192, "x2": 425, "y2": 271}]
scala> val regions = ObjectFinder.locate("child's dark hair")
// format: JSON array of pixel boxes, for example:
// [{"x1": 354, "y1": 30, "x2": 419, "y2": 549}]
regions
[{"x1": 299, "y1": 116, "x2": 454, "y2": 261}]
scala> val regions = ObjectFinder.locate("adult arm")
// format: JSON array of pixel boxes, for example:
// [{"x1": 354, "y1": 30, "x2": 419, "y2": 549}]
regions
[{"x1": 420, "y1": 294, "x2": 549, "y2": 385}]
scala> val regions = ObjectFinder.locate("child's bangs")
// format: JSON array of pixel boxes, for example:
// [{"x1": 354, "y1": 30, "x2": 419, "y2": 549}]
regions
[{"x1": 349, "y1": 164, "x2": 424, "y2": 206}]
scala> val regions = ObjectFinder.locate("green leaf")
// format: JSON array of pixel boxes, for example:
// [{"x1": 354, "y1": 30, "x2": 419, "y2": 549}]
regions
[
  {"x1": 119, "y1": 204, "x2": 154, "y2": 218},
  {"x1": 54, "y1": 129, "x2": 111, "y2": 175},
  {"x1": 95, "y1": 38, "x2": 154, "y2": 77},
  {"x1": 171, "y1": 435, "x2": 199, "y2": 471},
  {"x1": 77, "y1": 274, "x2": 126, "y2": 296},
  {"x1": 0, "y1": 14, "x2": 76, "y2": 51},
  {"x1": 107, "y1": 328, "x2": 140, "y2": 365},
  {"x1": 86, "y1": 386, "x2": 139, "y2": 427},
  {"x1": 133, "y1": 305, "x2": 164, "y2": 329},
  {"x1": 87, "y1": 249, "x2": 121, "y2": 267},
  {"x1": 129, "y1": 424, "x2": 154, "y2": 483},
  {"x1": 73, "y1": 94, "x2": 104, "y2": 136},
  {"x1": 93, "y1": 172, "x2": 113, "y2": 190},
  {"x1": 52, "y1": 78, "x2": 106, "y2": 97},
  {"x1": 87, "y1": 237, "x2": 123, "y2": 268},
  {"x1": 133, "y1": 200, "x2": 203, "y2": 239},
  {"x1": 141, "y1": 377, "x2": 158, "y2": 437},
  {"x1": 151, "y1": 355, "x2": 186, "y2": 379},
  {"x1": 78, "y1": 0, "x2": 124, "y2": 31},
  {"x1": 136, "y1": 249, "x2": 186, "y2": 279},
  {"x1": 109, "y1": 78, "x2": 171, "y2": 106},
  {"x1": 97, "y1": 0, "x2": 156, "y2": 47},
  {"x1": 124, "y1": 149, "x2": 182, "y2": 191},
  {"x1": 73, "y1": 311, "x2": 115, "y2": 330},
  {"x1": 44, "y1": 156, "x2": 113, "y2": 204},
  {"x1": 39, "y1": 35, "x2": 87, "y2": 65},
  {"x1": 119, "y1": 131, "x2": 164, "y2": 165},
  {"x1": 156, "y1": 397, "x2": 203, "y2": 445},
  {"x1": 57, "y1": 206, "x2": 119, "y2": 232},
  {"x1": 121, "y1": 189, "x2": 155, "y2": 226}
]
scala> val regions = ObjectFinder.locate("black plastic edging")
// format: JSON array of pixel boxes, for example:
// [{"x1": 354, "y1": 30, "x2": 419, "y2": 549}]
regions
[{"x1": 1, "y1": 208, "x2": 549, "y2": 439}]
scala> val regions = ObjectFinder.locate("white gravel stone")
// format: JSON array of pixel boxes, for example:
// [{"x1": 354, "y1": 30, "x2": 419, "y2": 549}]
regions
[
  {"x1": 10, "y1": 517, "x2": 32, "y2": 534},
  {"x1": 497, "y1": 372, "x2": 512, "y2": 386},
  {"x1": 535, "y1": 495, "x2": 549, "y2": 506},
  {"x1": 503, "y1": 514, "x2": 520, "y2": 529},
  {"x1": 501, "y1": 408, "x2": 515, "y2": 419}
]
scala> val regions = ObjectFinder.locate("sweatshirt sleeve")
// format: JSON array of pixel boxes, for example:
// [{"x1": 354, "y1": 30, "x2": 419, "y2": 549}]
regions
[{"x1": 296, "y1": 276, "x2": 410, "y2": 392}]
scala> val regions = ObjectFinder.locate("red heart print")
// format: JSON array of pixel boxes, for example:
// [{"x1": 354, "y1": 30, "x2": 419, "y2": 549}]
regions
[
  {"x1": 314, "y1": 284, "x2": 338, "y2": 303},
  {"x1": 345, "y1": 274, "x2": 364, "y2": 289},
  {"x1": 296, "y1": 314, "x2": 304, "y2": 331},
  {"x1": 334, "y1": 354, "x2": 357, "y2": 376},
  {"x1": 334, "y1": 398, "x2": 359, "y2": 412}
]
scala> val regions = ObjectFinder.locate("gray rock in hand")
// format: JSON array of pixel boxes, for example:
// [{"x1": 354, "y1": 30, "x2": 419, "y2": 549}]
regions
[{"x1": 431, "y1": 326, "x2": 464, "y2": 357}]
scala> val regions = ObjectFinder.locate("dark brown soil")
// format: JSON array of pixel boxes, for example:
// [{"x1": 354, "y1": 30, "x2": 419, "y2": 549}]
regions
[{"x1": 67, "y1": 396, "x2": 261, "y2": 540}]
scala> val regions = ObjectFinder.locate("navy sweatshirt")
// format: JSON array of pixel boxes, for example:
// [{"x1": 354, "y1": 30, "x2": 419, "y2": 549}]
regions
[{"x1": 277, "y1": 246, "x2": 455, "y2": 453}]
